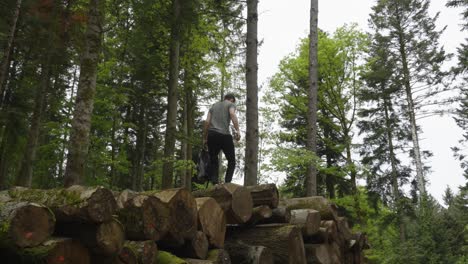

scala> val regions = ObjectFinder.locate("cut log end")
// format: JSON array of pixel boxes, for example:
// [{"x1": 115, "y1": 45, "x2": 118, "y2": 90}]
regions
[
  {"x1": 8, "y1": 202, "x2": 55, "y2": 247},
  {"x1": 95, "y1": 219, "x2": 125, "y2": 256},
  {"x1": 229, "y1": 185, "x2": 253, "y2": 224},
  {"x1": 79, "y1": 186, "x2": 118, "y2": 223},
  {"x1": 196, "y1": 197, "x2": 226, "y2": 248}
]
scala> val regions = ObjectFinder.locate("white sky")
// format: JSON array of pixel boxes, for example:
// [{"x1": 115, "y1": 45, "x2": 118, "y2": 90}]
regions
[{"x1": 256, "y1": 0, "x2": 466, "y2": 203}]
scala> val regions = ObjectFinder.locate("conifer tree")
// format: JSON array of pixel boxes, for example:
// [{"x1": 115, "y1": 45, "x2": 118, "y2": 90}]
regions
[{"x1": 369, "y1": 0, "x2": 449, "y2": 198}]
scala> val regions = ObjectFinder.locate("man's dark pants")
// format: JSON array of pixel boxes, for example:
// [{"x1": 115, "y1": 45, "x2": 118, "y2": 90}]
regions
[{"x1": 207, "y1": 130, "x2": 235, "y2": 184}]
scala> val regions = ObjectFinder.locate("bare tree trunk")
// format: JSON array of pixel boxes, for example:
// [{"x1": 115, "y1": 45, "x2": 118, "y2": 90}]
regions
[
  {"x1": 162, "y1": 0, "x2": 181, "y2": 189},
  {"x1": 383, "y1": 97, "x2": 406, "y2": 242},
  {"x1": 395, "y1": 13, "x2": 426, "y2": 198},
  {"x1": 64, "y1": 0, "x2": 103, "y2": 187},
  {"x1": 133, "y1": 103, "x2": 148, "y2": 191},
  {"x1": 16, "y1": 59, "x2": 51, "y2": 187},
  {"x1": 306, "y1": 0, "x2": 319, "y2": 196},
  {"x1": 244, "y1": 0, "x2": 259, "y2": 186},
  {"x1": 0, "y1": 0, "x2": 22, "y2": 102}
]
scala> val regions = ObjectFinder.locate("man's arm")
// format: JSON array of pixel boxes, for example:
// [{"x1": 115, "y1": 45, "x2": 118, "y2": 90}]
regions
[
  {"x1": 203, "y1": 112, "x2": 212, "y2": 144},
  {"x1": 229, "y1": 107, "x2": 241, "y2": 140}
]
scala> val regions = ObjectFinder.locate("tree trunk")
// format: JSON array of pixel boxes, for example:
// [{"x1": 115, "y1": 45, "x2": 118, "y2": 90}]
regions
[
  {"x1": 54, "y1": 218, "x2": 125, "y2": 256},
  {"x1": 244, "y1": 0, "x2": 259, "y2": 187},
  {"x1": 16, "y1": 59, "x2": 51, "y2": 187},
  {"x1": 132, "y1": 103, "x2": 148, "y2": 191},
  {"x1": 196, "y1": 197, "x2": 226, "y2": 248},
  {"x1": 0, "y1": 0, "x2": 22, "y2": 101},
  {"x1": 0, "y1": 201, "x2": 55, "y2": 248},
  {"x1": 279, "y1": 197, "x2": 338, "y2": 221},
  {"x1": 290, "y1": 209, "x2": 321, "y2": 237},
  {"x1": 245, "y1": 184, "x2": 279, "y2": 208},
  {"x1": 167, "y1": 231, "x2": 209, "y2": 260},
  {"x1": 5, "y1": 185, "x2": 117, "y2": 223},
  {"x1": 116, "y1": 193, "x2": 170, "y2": 241},
  {"x1": 145, "y1": 188, "x2": 197, "y2": 245},
  {"x1": 227, "y1": 225, "x2": 306, "y2": 264},
  {"x1": 395, "y1": 11, "x2": 426, "y2": 198},
  {"x1": 224, "y1": 241, "x2": 274, "y2": 264},
  {"x1": 64, "y1": 0, "x2": 103, "y2": 187},
  {"x1": 192, "y1": 183, "x2": 253, "y2": 224},
  {"x1": 306, "y1": 0, "x2": 319, "y2": 197},
  {"x1": 2, "y1": 237, "x2": 90, "y2": 264},
  {"x1": 162, "y1": 0, "x2": 182, "y2": 189},
  {"x1": 304, "y1": 244, "x2": 331, "y2": 264},
  {"x1": 383, "y1": 97, "x2": 406, "y2": 242}
]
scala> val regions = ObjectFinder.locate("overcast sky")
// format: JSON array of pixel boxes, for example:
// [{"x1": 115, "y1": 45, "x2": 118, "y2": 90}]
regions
[{"x1": 256, "y1": 0, "x2": 466, "y2": 203}]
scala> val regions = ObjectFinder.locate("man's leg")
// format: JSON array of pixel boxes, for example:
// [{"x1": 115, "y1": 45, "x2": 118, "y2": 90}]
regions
[
  {"x1": 207, "y1": 131, "x2": 222, "y2": 184},
  {"x1": 222, "y1": 134, "x2": 236, "y2": 183}
]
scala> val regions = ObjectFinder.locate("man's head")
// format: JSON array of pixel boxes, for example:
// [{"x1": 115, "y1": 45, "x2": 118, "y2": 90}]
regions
[{"x1": 224, "y1": 93, "x2": 236, "y2": 103}]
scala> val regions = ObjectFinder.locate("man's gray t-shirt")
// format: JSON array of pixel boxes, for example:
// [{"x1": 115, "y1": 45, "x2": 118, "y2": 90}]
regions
[{"x1": 208, "y1": 100, "x2": 236, "y2": 135}]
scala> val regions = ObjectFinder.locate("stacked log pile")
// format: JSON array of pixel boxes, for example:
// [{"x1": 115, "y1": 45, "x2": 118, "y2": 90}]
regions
[{"x1": 0, "y1": 183, "x2": 368, "y2": 264}]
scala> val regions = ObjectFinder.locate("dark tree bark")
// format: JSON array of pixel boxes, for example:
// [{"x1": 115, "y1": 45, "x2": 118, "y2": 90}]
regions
[
  {"x1": 0, "y1": 0, "x2": 22, "y2": 102},
  {"x1": 162, "y1": 0, "x2": 182, "y2": 189},
  {"x1": 306, "y1": 0, "x2": 319, "y2": 196},
  {"x1": 16, "y1": 60, "x2": 50, "y2": 187},
  {"x1": 64, "y1": 0, "x2": 103, "y2": 187},
  {"x1": 244, "y1": 0, "x2": 259, "y2": 187}
]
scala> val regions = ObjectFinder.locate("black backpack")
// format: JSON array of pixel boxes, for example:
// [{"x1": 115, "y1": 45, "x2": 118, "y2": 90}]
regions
[{"x1": 196, "y1": 148, "x2": 210, "y2": 184}]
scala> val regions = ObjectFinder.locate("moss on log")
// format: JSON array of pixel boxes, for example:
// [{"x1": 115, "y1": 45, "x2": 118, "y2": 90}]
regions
[
  {"x1": 156, "y1": 250, "x2": 187, "y2": 264},
  {"x1": 195, "y1": 197, "x2": 226, "y2": 248},
  {"x1": 0, "y1": 201, "x2": 55, "y2": 248},
  {"x1": 192, "y1": 183, "x2": 253, "y2": 224},
  {"x1": 206, "y1": 249, "x2": 231, "y2": 264},
  {"x1": 245, "y1": 184, "x2": 279, "y2": 208},
  {"x1": 6, "y1": 185, "x2": 117, "y2": 223},
  {"x1": 2, "y1": 237, "x2": 90, "y2": 264}
]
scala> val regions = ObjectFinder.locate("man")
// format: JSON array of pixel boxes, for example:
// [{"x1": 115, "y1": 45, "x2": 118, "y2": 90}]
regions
[{"x1": 203, "y1": 93, "x2": 241, "y2": 184}]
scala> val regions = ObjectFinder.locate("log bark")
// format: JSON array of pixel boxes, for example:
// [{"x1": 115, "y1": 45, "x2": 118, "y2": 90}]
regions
[
  {"x1": 245, "y1": 184, "x2": 279, "y2": 208},
  {"x1": 336, "y1": 217, "x2": 352, "y2": 241},
  {"x1": 6, "y1": 185, "x2": 117, "y2": 223},
  {"x1": 206, "y1": 249, "x2": 231, "y2": 264},
  {"x1": 146, "y1": 188, "x2": 197, "y2": 245},
  {"x1": 54, "y1": 218, "x2": 125, "y2": 256},
  {"x1": 255, "y1": 206, "x2": 290, "y2": 225},
  {"x1": 303, "y1": 227, "x2": 329, "y2": 244},
  {"x1": 192, "y1": 183, "x2": 253, "y2": 224},
  {"x1": 116, "y1": 193, "x2": 170, "y2": 241},
  {"x1": 227, "y1": 225, "x2": 306, "y2": 264},
  {"x1": 321, "y1": 221, "x2": 338, "y2": 244},
  {"x1": 174, "y1": 231, "x2": 209, "y2": 259},
  {"x1": 279, "y1": 197, "x2": 338, "y2": 221},
  {"x1": 195, "y1": 197, "x2": 226, "y2": 248},
  {"x1": 304, "y1": 244, "x2": 331, "y2": 264},
  {"x1": 121, "y1": 240, "x2": 157, "y2": 264},
  {"x1": 2, "y1": 237, "x2": 90, "y2": 264},
  {"x1": 0, "y1": 201, "x2": 55, "y2": 247},
  {"x1": 245, "y1": 205, "x2": 272, "y2": 226},
  {"x1": 224, "y1": 240, "x2": 273, "y2": 264},
  {"x1": 289, "y1": 209, "x2": 321, "y2": 236}
]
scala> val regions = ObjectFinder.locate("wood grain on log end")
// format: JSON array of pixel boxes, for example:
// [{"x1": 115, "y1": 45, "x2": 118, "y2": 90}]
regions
[{"x1": 1, "y1": 202, "x2": 55, "y2": 247}]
